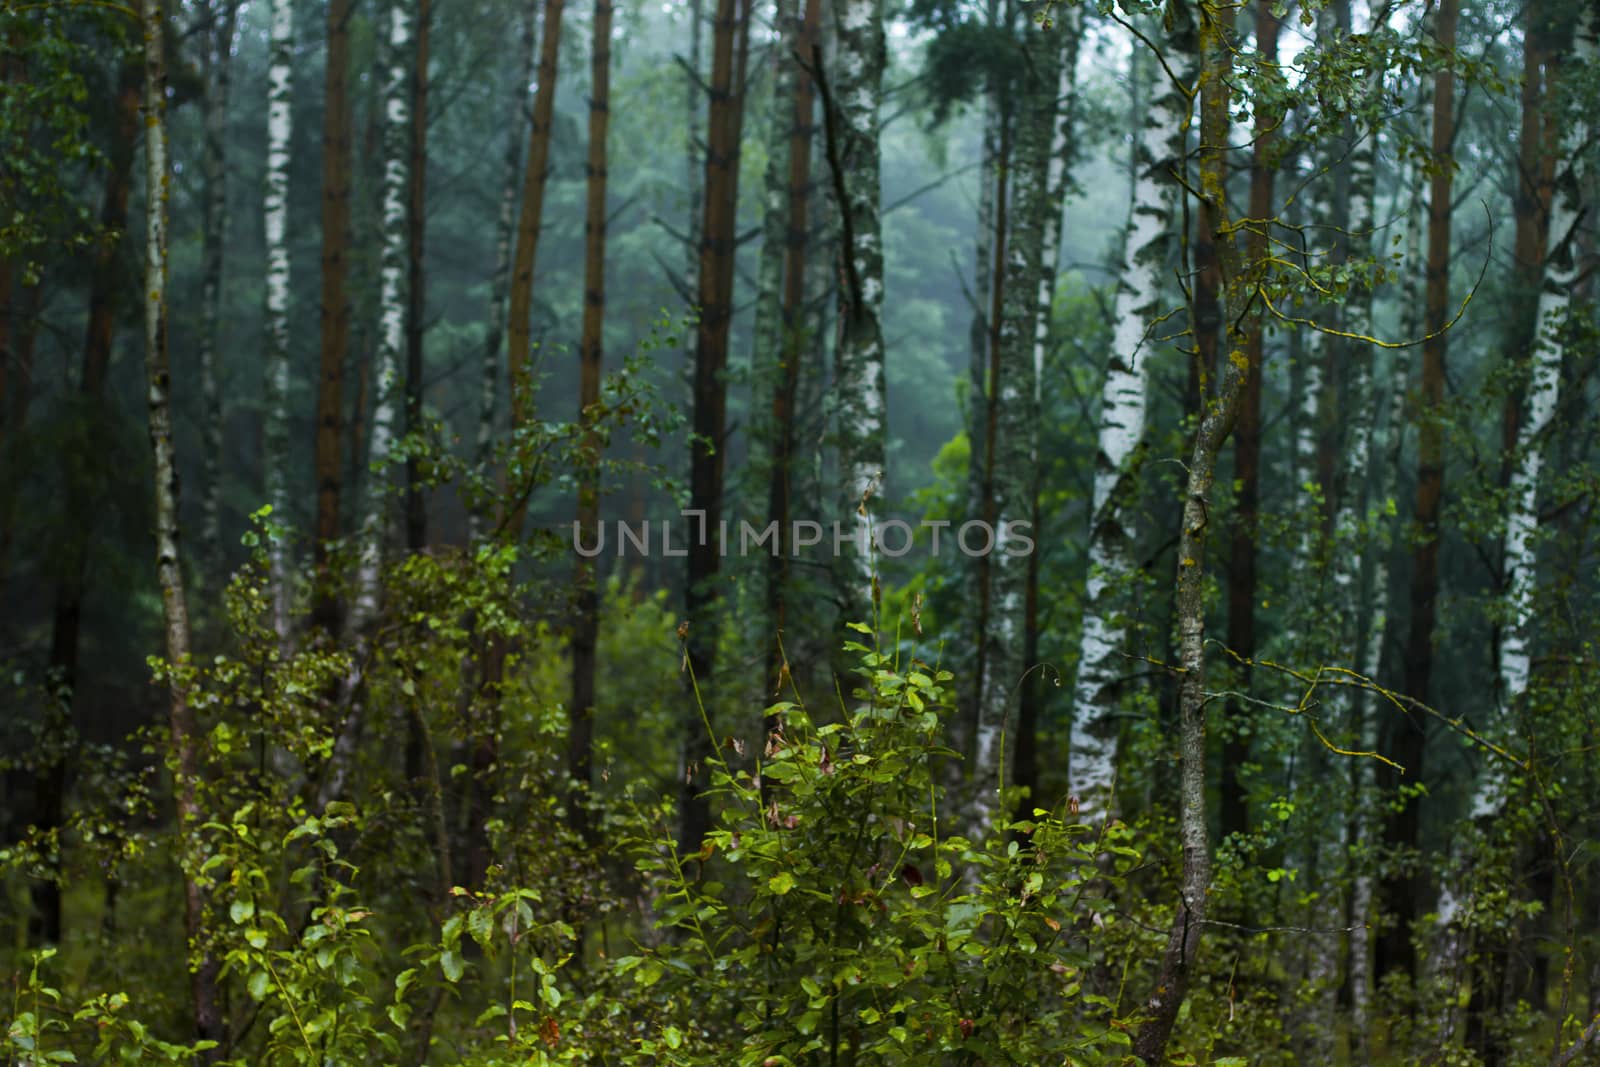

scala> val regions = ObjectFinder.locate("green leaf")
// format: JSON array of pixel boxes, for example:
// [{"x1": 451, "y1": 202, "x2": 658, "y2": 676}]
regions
[
  {"x1": 229, "y1": 897, "x2": 255, "y2": 925},
  {"x1": 663, "y1": 1025, "x2": 683, "y2": 1049},
  {"x1": 248, "y1": 970, "x2": 271, "y2": 1002},
  {"x1": 439, "y1": 950, "x2": 464, "y2": 983},
  {"x1": 769, "y1": 871, "x2": 796, "y2": 896}
]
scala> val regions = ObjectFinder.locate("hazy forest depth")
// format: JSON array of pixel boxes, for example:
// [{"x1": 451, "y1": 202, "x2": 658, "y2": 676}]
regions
[{"x1": 3, "y1": 0, "x2": 1600, "y2": 1060}]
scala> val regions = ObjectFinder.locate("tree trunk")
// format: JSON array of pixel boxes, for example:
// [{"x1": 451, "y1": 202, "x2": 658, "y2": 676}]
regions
[
  {"x1": 504, "y1": 0, "x2": 567, "y2": 530},
  {"x1": 752, "y1": 0, "x2": 819, "y2": 698},
  {"x1": 141, "y1": 2, "x2": 223, "y2": 1053},
  {"x1": 1068, "y1": 15, "x2": 1194, "y2": 817},
  {"x1": 1221, "y1": 3, "x2": 1279, "y2": 849},
  {"x1": 404, "y1": 0, "x2": 431, "y2": 554},
  {"x1": 1016, "y1": 8, "x2": 1081, "y2": 816},
  {"x1": 1378, "y1": 0, "x2": 1457, "y2": 989},
  {"x1": 970, "y1": 15, "x2": 1061, "y2": 833},
  {"x1": 681, "y1": 0, "x2": 753, "y2": 855},
  {"x1": 34, "y1": 58, "x2": 142, "y2": 949},
  {"x1": 570, "y1": 0, "x2": 612, "y2": 848},
  {"x1": 262, "y1": 0, "x2": 295, "y2": 645},
  {"x1": 822, "y1": 0, "x2": 887, "y2": 634},
  {"x1": 1132, "y1": 5, "x2": 1240, "y2": 1057},
  {"x1": 197, "y1": 0, "x2": 239, "y2": 576},
  {"x1": 313, "y1": 0, "x2": 354, "y2": 633},
  {"x1": 319, "y1": 0, "x2": 416, "y2": 812},
  {"x1": 472, "y1": 2, "x2": 538, "y2": 537}
]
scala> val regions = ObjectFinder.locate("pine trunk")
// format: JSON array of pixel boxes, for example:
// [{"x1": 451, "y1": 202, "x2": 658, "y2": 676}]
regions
[
  {"x1": 681, "y1": 0, "x2": 753, "y2": 854},
  {"x1": 1379, "y1": 0, "x2": 1458, "y2": 988},
  {"x1": 35, "y1": 59, "x2": 141, "y2": 948},
  {"x1": 313, "y1": 0, "x2": 354, "y2": 633},
  {"x1": 504, "y1": 0, "x2": 567, "y2": 529},
  {"x1": 571, "y1": 0, "x2": 612, "y2": 847}
]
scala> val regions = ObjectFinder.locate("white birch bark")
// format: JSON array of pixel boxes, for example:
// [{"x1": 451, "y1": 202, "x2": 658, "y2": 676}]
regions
[
  {"x1": 352, "y1": 0, "x2": 413, "y2": 627},
  {"x1": 263, "y1": 0, "x2": 294, "y2": 643},
  {"x1": 827, "y1": 0, "x2": 887, "y2": 627},
  {"x1": 1066, "y1": 26, "x2": 1191, "y2": 815},
  {"x1": 319, "y1": 0, "x2": 413, "y2": 811},
  {"x1": 1432, "y1": 15, "x2": 1593, "y2": 1030},
  {"x1": 142, "y1": 0, "x2": 222, "y2": 1041}
]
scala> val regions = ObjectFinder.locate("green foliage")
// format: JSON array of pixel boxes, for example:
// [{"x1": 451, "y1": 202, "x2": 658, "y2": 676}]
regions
[{"x1": 614, "y1": 637, "x2": 1144, "y2": 1065}]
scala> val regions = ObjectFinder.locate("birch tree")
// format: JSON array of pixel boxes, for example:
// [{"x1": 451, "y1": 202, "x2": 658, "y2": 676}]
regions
[
  {"x1": 141, "y1": 0, "x2": 222, "y2": 1051},
  {"x1": 823, "y1": 0, "x2": 887, "y2": 630},
  {"x1": 262, "y1": 0, "x2": 295, "y2": 643},
  {"x1": 320, "y1": 0, "x2": 414, "y2": 811},
  {"x1": 1067, "y1": 17, "x2": 1194, "y2": 815}
]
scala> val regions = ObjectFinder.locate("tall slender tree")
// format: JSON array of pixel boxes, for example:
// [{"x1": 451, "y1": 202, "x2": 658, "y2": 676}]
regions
[
  {"x1": 404, "y1": 0, "x2": 431, "y2": 553},
  {"x1": 681, "y1": 0, "x2": 753, "y2": 854},
  {"x1": 313, "y1": 0, "x2": 355, "y2": 633},
  {"x1": 821, "y1": 0, "x2": 887, "y2": 632},
  {"x1": 320, "y1": 0, "x2": 416, "y2": 810},
  {"x1": 571, "y1": 0, "x2": 613, "y2": 846},
  {"x1": 1221, "y1": 2, "x2": 1280, "y2": 847},
  {"x1": 1378, "y1": 0, "x2": 1458, "y2": 987},
  {"x1": 1067, "y1": 16, "x2": 1194, "y2": 815},
  {"x1": 197, "y1": 0, "x2": 239, "y2": 574},
  {"x1": 141, "y1": 0, "x2": 221, "y2": 1052},
  {"x1": 262, "y1": 0, "x2": 295, "y2": 643},
  {"x1": 751, "y1": 0, "x2": 820, "y2": 697},
  {"x1": 473, "y1": 2, "x2": 538, "y2": 525},
  {"x1": 970, "y1": 14, "x2": 1061, "y2": 831}
]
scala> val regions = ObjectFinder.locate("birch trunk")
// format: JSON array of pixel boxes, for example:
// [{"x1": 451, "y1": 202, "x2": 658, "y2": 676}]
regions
[
  {"x1": 823, "y1": 0, "x2": 887, "y2": 631},
  {"x1": 970, "y1": 17, "x2": 1061, "y2": 832},
  {"x1": 262, "y1": 0, "x2": 295, "y2": 645},
  {"x1": 318, "y1": 0, "x2": 414, "y2": 812},
  {"x1": 1433, "y1": 13, "x2": 1594, "y2": 1030},
  {"x1": 1067, "y1": 18, "x2": 1193, "y2": 815},
  {"x1": 198, "y1": 0, "x2": 239, "y2": 575},
  {"x1": 142, "y1": 0, "x2": 223, "y2": 1051},
  {"x1": 1134, "y1": 10, "x2": 1239, "y2": 1057}
]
